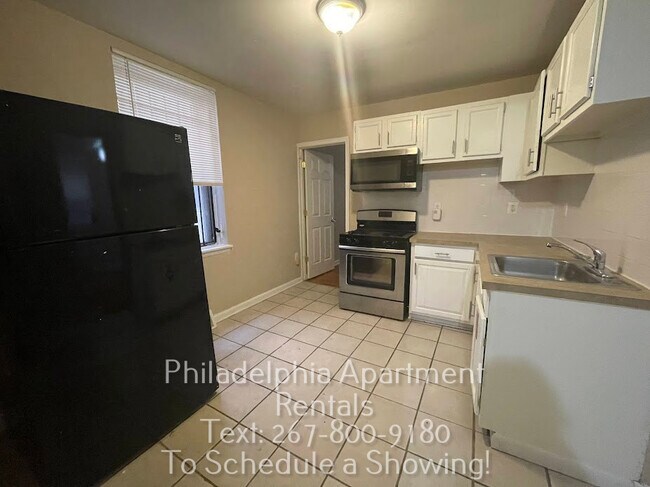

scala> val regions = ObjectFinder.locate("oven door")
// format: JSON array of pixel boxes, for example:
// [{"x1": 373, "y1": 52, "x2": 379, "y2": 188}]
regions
[{"x1": 339, "y1": 246, "x2": 406, "y2": 301}]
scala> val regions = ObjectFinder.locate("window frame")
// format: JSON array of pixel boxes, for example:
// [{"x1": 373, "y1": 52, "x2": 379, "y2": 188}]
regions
[{"x1": 194, "y1": 185, "x2": 231, "y2": 254}]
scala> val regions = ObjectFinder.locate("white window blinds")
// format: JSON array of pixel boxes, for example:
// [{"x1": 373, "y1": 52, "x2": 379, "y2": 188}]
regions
[{"x1": 111, "y1": 52, "x2": 223, "y2": 185}]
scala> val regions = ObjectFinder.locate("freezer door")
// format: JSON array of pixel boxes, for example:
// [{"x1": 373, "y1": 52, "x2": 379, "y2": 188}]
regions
[
  {"x1": 1, "y1": 225, "x2": 217, "y2": 486},
  {"x1": 0, "y1": 90, "x2": 196, "y2": 248}
]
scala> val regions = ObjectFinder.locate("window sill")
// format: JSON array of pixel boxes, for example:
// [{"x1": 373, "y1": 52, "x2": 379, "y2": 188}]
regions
[{"x1": 201, "y1": 244, "x2": 233, "y2": 256}]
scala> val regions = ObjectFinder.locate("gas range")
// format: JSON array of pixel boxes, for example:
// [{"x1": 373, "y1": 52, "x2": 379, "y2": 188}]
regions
[
  {"x1": 339, "y1": 229, "x2": 415, "y2": 251},
  {"x1": 338, "y1": 210, "x2": 417, "y2": 321},
  {"x1": 339, "y1": 210, "x2": 416, "y2": 251}
]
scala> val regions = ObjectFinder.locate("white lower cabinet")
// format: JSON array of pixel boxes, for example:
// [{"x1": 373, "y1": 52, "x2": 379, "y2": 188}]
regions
[
  {"x1": 479, "y1": 291, "x2": 650, "y2": 487},
  {"x1": 410, "y1": 246, "x2": 476, "y2": 324}
]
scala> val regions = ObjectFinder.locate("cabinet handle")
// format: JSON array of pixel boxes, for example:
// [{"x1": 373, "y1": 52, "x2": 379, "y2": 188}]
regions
[
  {"x1": 452, "y1": 140, "x2": 456, "y2": 155},
  {"x1": 528, "y1": 148, "x2": 535, "y2": 165},
  {"x1": 549, "y1": 92, "x2": 557, "y2": 116},
  {"x1": 377, "y1": 132, "x2": 380, "y2": 146},
  {"x1": 387, "y1": 131, "x2": 391, "y2": 146},
  {"x1": 464, "y1": 138, "x2": 469, "y2": 154},
  {"x1": 556, "y1": 91, "x2": 563, "y2": 109}
]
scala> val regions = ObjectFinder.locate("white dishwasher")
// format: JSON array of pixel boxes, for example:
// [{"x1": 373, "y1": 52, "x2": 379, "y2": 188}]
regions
[{"x1": 470, "y1": 294, "x2": 488, "y2": 415}]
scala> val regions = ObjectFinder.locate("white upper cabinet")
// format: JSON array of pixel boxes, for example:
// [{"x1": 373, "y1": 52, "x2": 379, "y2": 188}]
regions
[
  {"x1": 353, "y1": 118, "x2": 383, "y2": 152},
  {"x1": 542, "y1": 0, "x2": 650, "y2": 141},
  {"x1": 561, "y1": 0, "x2": 602, "y2": 120},
  {"x1": 541, "y1": 41, "x2": 566, "y2": 137},
  {"x1": 521, "y1": 71, "x2": 546, "y2": 176},
  {"x1": 420, "y1": 109, "x2": 458, "y2": 161},
  {"x1": 459, "y1": 102, "x2": 505, "y2": 157},
  {"x1": 353, "y1": 114, "x2": 417, "y2": 152},
  {"x1": 418, "y1": 99, "x2": 506, "y2": 164},
  {"x1": 385, "y1": 113, "x2": 418, "y2": 148},
  {"x1": 498, "y1": 93, "x2": 531, "y2": 183}
]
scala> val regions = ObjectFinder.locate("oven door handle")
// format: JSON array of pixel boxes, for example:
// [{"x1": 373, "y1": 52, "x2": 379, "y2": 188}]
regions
[{"x1": 338, "y1": 245, "x2": 406, "y2": 254}]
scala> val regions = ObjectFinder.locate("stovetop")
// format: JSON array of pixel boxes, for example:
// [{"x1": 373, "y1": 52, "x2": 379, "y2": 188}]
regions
[
  {"x1": 339, "y1": 209, "x2": 417, "y2": 250},
  {"x1": 348, "y1": 229, "x2": 416, "y2": 239},
  {"x1": 340, "y1": 228, "x2": 416, "y2": 250}
]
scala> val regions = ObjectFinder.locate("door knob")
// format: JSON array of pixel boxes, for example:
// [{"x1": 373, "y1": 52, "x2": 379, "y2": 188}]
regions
[{"x1": 331, "y1": 218, "x2": 336, "y2": 223}]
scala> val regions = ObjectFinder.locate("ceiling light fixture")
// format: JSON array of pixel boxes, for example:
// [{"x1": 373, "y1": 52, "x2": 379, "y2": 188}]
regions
[{"x1": 317, "y1": 0, "x2": 365, "y2": 35}]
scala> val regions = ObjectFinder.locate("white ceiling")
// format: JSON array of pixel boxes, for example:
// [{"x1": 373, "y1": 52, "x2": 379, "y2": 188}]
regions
[{"x1": 38, "y1": 0, "x2": 584, "y2": 114}]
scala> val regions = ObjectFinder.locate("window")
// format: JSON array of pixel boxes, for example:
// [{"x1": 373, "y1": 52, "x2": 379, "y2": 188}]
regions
[
  {"x1": 111, "y1": 51, "x2": 228, "y2": 250},
  {"x1": 194, "y1": 185, "x2": 227, "y2": 246}
]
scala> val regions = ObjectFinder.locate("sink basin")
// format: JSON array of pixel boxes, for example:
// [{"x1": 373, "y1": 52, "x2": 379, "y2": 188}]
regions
[
  {"x1": 488, "y1": 255, "x2": 639, "y2": 289},
  {"x1": 489, "y1": 255, "x2": 600, "y2": 283}
]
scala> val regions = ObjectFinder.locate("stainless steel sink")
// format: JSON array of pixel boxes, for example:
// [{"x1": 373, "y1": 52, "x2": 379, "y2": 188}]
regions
[{"x1": 488, "y1": 255, "x2": 638, "y2": 288}]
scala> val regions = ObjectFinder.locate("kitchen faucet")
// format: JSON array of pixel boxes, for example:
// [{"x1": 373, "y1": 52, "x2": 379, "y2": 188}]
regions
[{"x1": 546, "y1": 239, "x2": 611, "y2": 278}]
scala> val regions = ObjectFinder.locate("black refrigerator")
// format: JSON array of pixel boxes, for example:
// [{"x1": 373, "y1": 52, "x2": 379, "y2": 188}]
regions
[{"x1": 0, "y1": 90, "x2": 219, "y2": 486}]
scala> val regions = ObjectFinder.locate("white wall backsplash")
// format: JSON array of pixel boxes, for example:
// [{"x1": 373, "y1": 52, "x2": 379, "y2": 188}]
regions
[
  {"x1": 358, "y1": 162, "x2": 557, "y2": 236},
  {"x1": 551, "y1": 115, "x2": 650, "y2": 288}
]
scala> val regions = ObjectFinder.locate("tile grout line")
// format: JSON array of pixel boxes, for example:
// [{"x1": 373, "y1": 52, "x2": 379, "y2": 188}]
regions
[
  {"x1": 324, "y1": 317, "x2": 415, "y2": 486},
  {"x1": 213, "y1": 288, "x2": 475, "y2": 485},
  {"x1": 393, "y1": 328, "x2": 438, "y2": 487}
]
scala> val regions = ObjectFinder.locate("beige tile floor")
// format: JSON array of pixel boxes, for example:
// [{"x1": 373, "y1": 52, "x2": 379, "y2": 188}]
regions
[{"x1": 104, "y1": 281, "x2": 595, "y2": 487}]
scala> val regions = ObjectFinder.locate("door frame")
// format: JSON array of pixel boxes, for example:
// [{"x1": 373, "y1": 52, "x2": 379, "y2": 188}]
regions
[{"x1": 296, "y1": 137, "x2": 350, "y2": 281}]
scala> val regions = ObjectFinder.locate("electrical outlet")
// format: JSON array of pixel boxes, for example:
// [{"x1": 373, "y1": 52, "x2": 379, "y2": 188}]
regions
[
  {"x1": 432, "y1": 202, "x2": 442, "y2": 221},
  {"x1": 507, "y1": 202, "x2": 519, "y2": 214}
]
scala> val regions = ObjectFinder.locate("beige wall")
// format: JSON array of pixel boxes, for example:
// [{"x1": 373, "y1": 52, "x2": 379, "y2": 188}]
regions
[
  {"x1": 298, "y1": 75, "x2": 538, "y2": 143},
  {"x1": 0, "y1": 0, "x2": 301, "y2": 314}
]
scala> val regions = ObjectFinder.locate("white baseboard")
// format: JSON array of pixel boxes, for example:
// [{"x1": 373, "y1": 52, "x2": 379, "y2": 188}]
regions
[
  {"x1": 209, "y1": 277, "x2": 303, "y2": 325},
  {"x1": 491, "y1": 432, "x2": 638, "y2": 487}
]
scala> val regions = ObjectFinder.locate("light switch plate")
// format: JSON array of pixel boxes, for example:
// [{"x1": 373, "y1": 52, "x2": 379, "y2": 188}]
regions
[
  {"x1": 432, "y1": 202, "x2": 442, "y2": 221},
  {"x1": 507, "y1": 202, "x2": 519, "y2": 214}
]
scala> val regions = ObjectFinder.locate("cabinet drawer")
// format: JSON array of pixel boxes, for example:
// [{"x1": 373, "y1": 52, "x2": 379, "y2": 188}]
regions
[{"x1": 414, "y1": 245, "x2": 475, "y2": 263}]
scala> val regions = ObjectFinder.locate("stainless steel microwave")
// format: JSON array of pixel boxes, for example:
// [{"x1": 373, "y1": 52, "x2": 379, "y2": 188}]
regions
[{"x1": 350, "y1": 147, "x2": 421, "y2": 191}]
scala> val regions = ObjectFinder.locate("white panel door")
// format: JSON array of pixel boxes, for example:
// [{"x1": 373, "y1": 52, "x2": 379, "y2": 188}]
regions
[
  {"x1": 561, "y1": 0, "x2": 602, "y2": 119},
  {"x1": 353, "y1": 119, "x2": 383, "y2": 152},
  {"x1": 305, "y1": 150, "x2": 335, "y2": 278},
  {"x1": 411, "y1": 258, "x2": 475, "y2": 322},
  {"x1": 521, "y1": 71, "x2": 546, "y2": 176},
  {"x1": 385, "y1": 113, "x2": 418, "y2": 148},
  {"x1": 460, "y1": 102, "x2": 505, "y2": 158},
  {"x1": 541, "y1": 41, "x2": 566, "y2": 137},
  {"x1": 421, "y1": 109, "x2": 458, "y2": 161}
]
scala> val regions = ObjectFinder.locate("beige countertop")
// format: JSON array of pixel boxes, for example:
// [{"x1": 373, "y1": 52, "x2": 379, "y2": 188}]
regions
[{"x1": 411, "y1": 232, "x2": 650, "y2": 310}]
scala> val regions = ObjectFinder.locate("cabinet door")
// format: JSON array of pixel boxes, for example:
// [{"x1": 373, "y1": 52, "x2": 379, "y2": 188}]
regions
[
  {"x1": 354, "y1": 119, "x2": 383, "y2": 152},
  {"x1": 561, "y1": 0, "x2": 602, "y2": 119},
  {"x1": 541, "y1": 41, "x2": 566, "y2": 137},
  {"x1": 411, "y1": 258, "x2": 475, "y2": 322},
  {"x1": 521, "y1": 71, "x2": 546, "y2": 176},
  {"x1": 385, "y1": 113, "x2": 418, "y2": 148},
  {"x1": 460, "y1": 102, "x2": 505, "y2": 157},
  {"x1": 420, "y1": 109, "x2": 458, "y2": 161}
]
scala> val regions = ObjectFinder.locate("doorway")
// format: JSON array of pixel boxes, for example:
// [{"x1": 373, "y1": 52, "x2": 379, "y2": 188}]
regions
[{"x1": 297, "y1": 137, "x2": 350, "y2": 281}]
